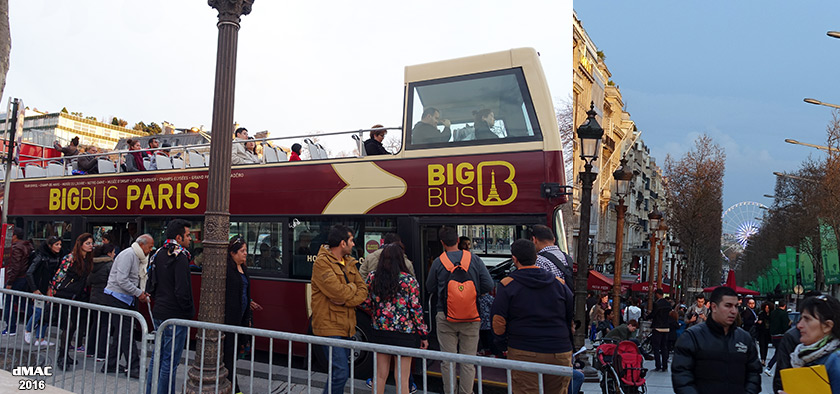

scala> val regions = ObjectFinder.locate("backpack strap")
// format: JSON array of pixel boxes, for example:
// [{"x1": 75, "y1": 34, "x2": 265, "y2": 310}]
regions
[
  {"x1": 538, "y1": 250, "x2": 566, "y2": 275},
  {"x1": 439, "y1": 250, "x2": 471, "y2": 272}
]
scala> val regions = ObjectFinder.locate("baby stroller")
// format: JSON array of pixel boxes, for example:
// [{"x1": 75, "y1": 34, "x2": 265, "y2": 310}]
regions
[{"x1": 595, "y1": 339, "x2": 648, "y2": 394}]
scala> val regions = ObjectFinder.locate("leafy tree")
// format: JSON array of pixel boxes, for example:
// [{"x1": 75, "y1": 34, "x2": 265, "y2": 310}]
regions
[
  {"x1": 132, "y1": 121, "x2": 146, "y2": 132},
  {"x1": 70, "y1": 111, "x2": 83, "y2": 117},
  {"x1": 85, "y1": 115, "x2": 97, "y2": 121},
  {"x1": 60, "y1": 107, "x2": 68, "y2": 114},
  {"x1": 146, "y1": 122, "x2": 162, "y2": 135},
  {"x1": 664, "y1": 134, "x2": 725, "y2": 291}
]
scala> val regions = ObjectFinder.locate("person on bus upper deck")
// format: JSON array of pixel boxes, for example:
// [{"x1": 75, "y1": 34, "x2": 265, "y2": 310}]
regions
[
  {"x1": 289, "y1": 143, "x2": 302, "y2": 161},
  {"x1": 54, "y1": 136, "x2": 80, "y2": 157},
  {"x1": 231, "y1": 127, "x2": 253, "y2": 165},
  {"x1": 426, "y1": 226, "x2": 493, "y2": 394},
  {"x1": 242, "y1": 137, "x2": 260, "y2": 164},
  {"x1": 310, "y1": 225, "x2": 368, "y2": 394},
  {"x1": 364, "y1": 125, "x2": 390, "y2": 156},
  {"x1": 473, "y1": 109, "x2": 500, "y2": 140},
  {"x1": 143, "y1": 138, "x2": 159, "y2": 170},
  {"x1": 491, "y1": 239, "x2": 574, "y2": 394},
  {"x1": 124, "y1": 139, "x2": 146, "y2": 172},
  {"x1": 411, "y1": 107, "x2": 452, "y2": 145},
  {"x1": 77, "y1": 145, "x2": 100, "y2": 174}
]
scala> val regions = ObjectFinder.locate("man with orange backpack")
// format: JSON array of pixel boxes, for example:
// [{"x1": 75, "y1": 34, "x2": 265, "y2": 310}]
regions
[{"x1": 426, "y1": 226, "x2": 493, "y2": 394}]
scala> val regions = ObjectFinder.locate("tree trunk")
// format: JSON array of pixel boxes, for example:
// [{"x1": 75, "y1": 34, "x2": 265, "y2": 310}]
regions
[{"x1": 0, "y1": 0, "x2": 10, "y2": 101}]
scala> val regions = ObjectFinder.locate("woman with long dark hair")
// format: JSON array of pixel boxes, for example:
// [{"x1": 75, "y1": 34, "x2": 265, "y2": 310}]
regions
[
  {"x1": 24, "y1": 236, "x2": 62, "y2": 346},
  {"x1": 756, "y1": 301, "x2": 773, "y2": 365},
  {"x1": 780, "y1": 294, "x2": 840, "y2": 393},
  {"x1": 49, "y1": 233, "x2": 95, "y2": 369},
  {"x1": 124, "y1": 139, "x2": 146, "y2": 172},
  {"x1": 361, "y1": 244, "x2": 428, "y2": 394},
  {"x1": 222, "y1": 236, "x2": 263, "y2": 392}
]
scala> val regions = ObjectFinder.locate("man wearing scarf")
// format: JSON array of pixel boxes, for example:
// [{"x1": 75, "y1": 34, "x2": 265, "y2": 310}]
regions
[
  {"x1": 671, "y1": 286, "x2": 762, "y2": 394},
  {"x1": 102, "y1": 234, "x2": 154, "y2": 377}
]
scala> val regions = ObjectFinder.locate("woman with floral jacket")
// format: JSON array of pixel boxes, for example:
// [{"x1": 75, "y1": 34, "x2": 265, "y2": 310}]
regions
[{"x1": 361, "y1": 244, "x2": 428, "y2": 394}]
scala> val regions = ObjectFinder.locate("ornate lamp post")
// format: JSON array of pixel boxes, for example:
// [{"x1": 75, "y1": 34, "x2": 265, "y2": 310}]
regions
[
  {"x1": 611, "y1": 159, "x2": 633, "y2": 327},
  {"x1": 646, "y1": 208, "x2": 662, "y2": 312},
  {"x1": 573, "y1": 102, "x2": 604, "y2": 349},
  {"x1": 656, "y1": 221, "x2": 668, "y2": 291},
  {"x1": 185, "y1": 1, "x2": 253, "y2": 393}
]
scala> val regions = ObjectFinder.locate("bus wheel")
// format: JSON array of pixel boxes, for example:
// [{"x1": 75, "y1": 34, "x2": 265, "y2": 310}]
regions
[{"x1": 351, "y1": 311, "x2": 374, "y2": 378}]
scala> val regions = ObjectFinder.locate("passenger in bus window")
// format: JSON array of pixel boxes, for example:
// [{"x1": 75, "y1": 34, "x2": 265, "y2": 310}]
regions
[
  {"x1": 124, "y1": 139, "x2": 146, "y2": 172},
  {"x1": 364, "y1": 125, "x2": 390, "y2": 156},
  {"x1": 144, "y1": 138, "x2": 159, "y2": 170},
  {"x1": 411, "y1": 107, "x2": 451, "y2": 144},
  {"x1": 54, "y1": 136, "x2": 80, "y2": 157},
  {"x1": 77, "y1": 145, "x2": 100, "y2": 174},
  {"x1": 231, "y1": 127, "x2": 253, "y2": 165},
  {"x1": 473, "y1": 109, "x2": 500, "y2": 140},
  {"x1": 289, "y1": 143, "x2": 302, "y2": 161}
]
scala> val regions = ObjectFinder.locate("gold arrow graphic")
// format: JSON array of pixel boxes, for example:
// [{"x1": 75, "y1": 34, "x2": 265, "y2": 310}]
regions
[{"x1": 322, "y1": 162, "x2": 408, "y2": 214}]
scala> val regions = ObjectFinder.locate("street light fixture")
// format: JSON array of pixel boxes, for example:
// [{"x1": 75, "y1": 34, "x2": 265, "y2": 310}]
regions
[
  {"x1": 828, "y1": 31, "x2": 840, "y2": 39},
  {"x1": 610, "y1": 158, "x2": 633, "y2": 326},
  {"x1": 656, "y1": 222, "x2": 668, "y2": 291},
  {"x1": 573, "y1": 102, "x2": 604, "y2": 349},
  {"x1": 785, "y1": 138, "x2": 836, "y2": 152},
  {"x1": 646, "y1": 207, "x2": 663, "y2": 312},
  {"x1": 804, "y1": 97, "x2": 840, "y2": 110}
]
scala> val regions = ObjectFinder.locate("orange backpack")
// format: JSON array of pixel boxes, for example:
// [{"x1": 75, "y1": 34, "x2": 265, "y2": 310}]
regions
[{"x1": 439, "y1": 251, "x2": 480, "y2": 323}]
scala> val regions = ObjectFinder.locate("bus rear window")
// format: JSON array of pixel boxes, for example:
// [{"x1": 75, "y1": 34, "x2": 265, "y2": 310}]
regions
[{"x1": 406, "y1": 68, "x2": 541, "y2": 150}]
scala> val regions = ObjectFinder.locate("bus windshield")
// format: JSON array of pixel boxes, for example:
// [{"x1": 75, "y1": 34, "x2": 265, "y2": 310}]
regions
[{"x1": 407, "y1": 68, "x2": 542, "y2": 149}]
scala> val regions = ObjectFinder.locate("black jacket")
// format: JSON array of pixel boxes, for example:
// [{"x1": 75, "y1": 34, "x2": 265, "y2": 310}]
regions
[
  {"x1": 772, "y1": 327, "x2": 801, "y2": 393},
  {"x1": 648, "y1": 297, "x2": 672, "y2": 328},
  {"x1": 150, "y1": 244, "x2": 194, "y2": 320},
  {"x1": 78, "y1": 154, "x2": 98, "y2": 174},
  {"x1": 474, "y1": 123, "x2": 499, "y2": 140},
  {"x1": 26, "y1": 245, "x2": 61, "y2": 294},
  {"x1": 671, "y1": 317, "x2": 762, "y2": 394},
  {"x1": 740, "y1": 307, "x2": 757, "y2": 332},
  {"x1": 224, "y1": 261, "x2": 252, "y2": 328},
  {"x1": 88, "y1": 256, "x2": 113, "y2": 305},
  {"x1": 363, "y1": 138, "x2": 389, "y2": 156}
]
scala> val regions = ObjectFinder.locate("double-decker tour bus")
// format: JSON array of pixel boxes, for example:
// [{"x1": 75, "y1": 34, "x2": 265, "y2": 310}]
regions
[{"x1": 5, "y1": 47, "x2": 569, "y2": 382}]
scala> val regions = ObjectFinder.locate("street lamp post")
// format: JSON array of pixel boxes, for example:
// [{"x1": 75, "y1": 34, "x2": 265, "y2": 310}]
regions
[
  {"x1": 656, "y1": 222, "x2": 667, "y2": 291},
  {"x1": 185, "y1": 1, "x2": 253, "y2": 393},
  {"x1": 573, "y1": 102, "x2": 604, "y2": 349},
  {"x1": 611, "y1": 159, "x2": 633, "y2": 327},
  {"x1": 646, "y1": 208, "x2": 662, "y2": 312},
  {"x1": 668, "y1": 242, "x2": 678, "y2": 298}
]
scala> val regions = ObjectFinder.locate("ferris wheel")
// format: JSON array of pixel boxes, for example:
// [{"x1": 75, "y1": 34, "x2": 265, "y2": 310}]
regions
[{"x1": 721, "y1": 201, "x2": 767, "y2": 253}]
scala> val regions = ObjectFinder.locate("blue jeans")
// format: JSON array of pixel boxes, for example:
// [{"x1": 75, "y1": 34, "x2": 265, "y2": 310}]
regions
[
  {"x1": 569, "y1": 369, "x2": 584, "y2": 394},
  {"x1": 321, "y1": 336, "x2": 351, "y2": 394},
  {"x1": 25, "y1": 306, "x2": 47, "y2": 338},
  {"x1": 3, "y1": 278, "x2": 28, "y2": 333},
  {"x1": 147, "y1": 320, "x2": 187, "y2": 394}
]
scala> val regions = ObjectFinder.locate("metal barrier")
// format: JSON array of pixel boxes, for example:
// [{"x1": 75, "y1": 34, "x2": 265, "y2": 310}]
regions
[
  {"x1": 0, "y1": 288, "x2": 150, "y2": 394},
  {"x1": 152, "y1": 318, "x2": 573, "y2": 394}
]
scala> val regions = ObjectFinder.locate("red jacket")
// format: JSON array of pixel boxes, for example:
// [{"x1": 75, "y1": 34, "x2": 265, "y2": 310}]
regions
[{"x1": 6, "y1": 240, "x2": 33, "y2": 283}]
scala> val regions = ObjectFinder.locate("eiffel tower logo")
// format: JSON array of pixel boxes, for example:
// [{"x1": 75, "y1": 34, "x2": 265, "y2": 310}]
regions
[{"x1": 485, "y1": 170, "x2": 503, "y2": 203}]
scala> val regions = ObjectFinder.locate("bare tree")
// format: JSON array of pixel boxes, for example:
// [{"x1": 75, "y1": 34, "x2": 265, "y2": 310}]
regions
[
  {"x1": 664, "y1": 134, "x2": 725, "y2": 291},
  {"x1": 0, "y1": 0, "x2": 10, "y2": 101}
]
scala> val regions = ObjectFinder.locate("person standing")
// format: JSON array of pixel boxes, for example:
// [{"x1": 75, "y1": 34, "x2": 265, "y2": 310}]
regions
[
  {"x1": 589, "y1": 294, "x2": 608, "y2": 341},
  {"x1": 530, "y1": 225, "x2": 574, "y2": 292},
  {"x1": 358, "y1": 233, "x2": 414, "y2": 278},
  {"x1": 671, "y1": 286, "x2": 761, "y2": 394},
  {"x1": 647, "y1": 289, "x2": 671, "y2": 371},
  {"x1": 102, "y1": 235, "x2": 153, "y2": 378},
  {"x1": 49, "y1": 233, "x2": 95, "y2": 369},
  {"x1": 3, "y1": 227, "x2": 33, "y2": 336},
  {"x1": 146, "y1": 220, "x2": 193, "y2": 394},
  {"x1": 361, "y1": 244, "x2": 428, "y2": 394},
  {"x1": 86, "y1": 243, "x2": 115, "y2": 361},
  {"x1": 755, "y1": 302, "x2": 772, "y2": 365},
  {"x1": 24, "y1": 236, "x2": 62, "y2": 346},
  {"x1": 741, "y1": 297, "x2": 758, "y2": 340},
  {"x1": 686, "y1": 295, "x2": 708, "y2": 328},
  {"x1": 222, "y1": 236, "x2": 263, "y2": 393},
  {"x1": 426, "y1": 226, "x2": 493, "y2": 394},
  {"x1": 491, "y1": 239, "x2": 573, "y2": 394},
  {"x1": 765, "y1": 301, "x2": 791, "y2": 374},
  {"x1": 624, "y1": 298, "x2": 642, "y2": 323},
  {"x1": 310, "y1": 225, "x2": 368, "y2": 394}
]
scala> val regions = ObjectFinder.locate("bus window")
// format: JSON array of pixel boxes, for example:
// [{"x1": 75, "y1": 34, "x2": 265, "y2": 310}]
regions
[
  {"x1": 25, "y1": 219, "x2": 73, "y2": 252},
  {"x1": 457, "y1": 224, "x2": 518, "y2": 255},
  {"x1": 229, "y1": 221, "x2": 285, "y2": 278},
  {"x1": 407, "y1": 68, "x2": 541, "y2": 149},
  {"x1": 290, "y1": 219, "x2": 363, "y2": 280},
  {"x1": 144, "y1": 219, "x2": 204, "y2": 270}
]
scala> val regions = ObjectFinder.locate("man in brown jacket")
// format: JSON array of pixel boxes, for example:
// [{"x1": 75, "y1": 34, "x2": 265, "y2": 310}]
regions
[
  {"x1": 310, "y1": 225, "x2": 367, "y2": 394},
  {"x1": 3, "y1": 227, "x2": 33, "y2": 335}
]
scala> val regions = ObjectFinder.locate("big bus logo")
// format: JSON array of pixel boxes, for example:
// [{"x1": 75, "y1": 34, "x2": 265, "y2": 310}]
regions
[{"x1": 427, "y1": 161, "x2": 517, "y2": 208}]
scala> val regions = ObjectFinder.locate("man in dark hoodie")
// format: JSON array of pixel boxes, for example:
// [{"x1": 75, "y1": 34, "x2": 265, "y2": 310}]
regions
[
  {"x1": 491, "y1": 239, "x2": 573, "y2": 394},
  {"x1": 3, "y1": 227, "x2": 33, "y2": 336}
]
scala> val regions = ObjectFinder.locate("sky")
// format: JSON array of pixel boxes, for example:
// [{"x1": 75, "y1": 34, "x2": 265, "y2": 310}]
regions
[
  {"x1": 3, "y1": 0, "x2": 571, "y2": 140},
  {"x1": 574, "y1": 2, "x2": 840, "y2": 212}
]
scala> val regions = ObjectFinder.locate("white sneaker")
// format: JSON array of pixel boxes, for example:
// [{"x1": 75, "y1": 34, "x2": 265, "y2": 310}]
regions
[
  {"x1": 38, "y1": 340, "x2": 54, "y2": 347},
  {"x1": 764, "y1": 368, "x2": 772, "y2": 376},
  {"x1": 23, "y1": 331, "x2": 31, "y2": 344}
]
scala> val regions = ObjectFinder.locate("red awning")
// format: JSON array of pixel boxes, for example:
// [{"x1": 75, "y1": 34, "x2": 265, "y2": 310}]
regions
[
  {"x1": 702, "y1": 270, "x2": 760, "y2": 296},
  {"x1": 587, "y1": 270, "x2": 633, "y2": 292},
  {"x1": 631, "y1": 281, "x2": 670, "y2": 293}
]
